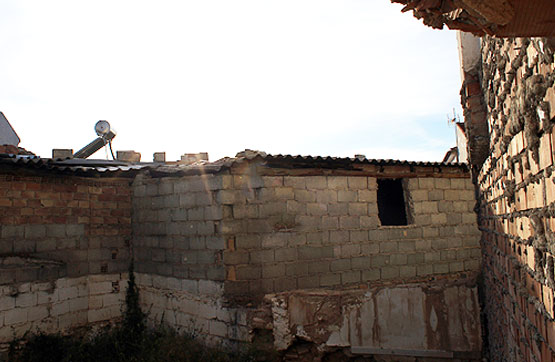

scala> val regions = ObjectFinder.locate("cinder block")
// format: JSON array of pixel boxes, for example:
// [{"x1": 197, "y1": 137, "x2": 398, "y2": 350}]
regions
[
  {"x1": 399, "y1": 266, "x2": 417, "y2": 278},
  {"x1": 28, "y1": 305, "x2": 49, "y2": 322},
  {"x1": 371, "y1": 255, "x2": 389, "y2": 267},
  {"x1": 307, "y1": 203, "x2": 328, "y2": 216},
  {"x1": 305, "y1": 176, "x2": 327, "y2": 190},
  {"x1": 319, "y1": 273, "x2": 341, "y2": 286},
  {"x1": 348, "y1": 177, "x2": 367, "y2": 190},
  {"x1": 340, "y1": 216, "x2": 359, "y2": 229},
  {"x1": 316, "y1": 190, "x2": 338, "y2": 203},
  {"x1": 433, "y1": 263, "x2": 449, "y2": 274},
  {"x1": 410, "y1": 190, "x2": 428, "y2": 201},
  {"x1": 358, "y1": 190, "x2": 377, "y2": 203},
  {"x1": 417, "y1": 264, "x2": 433, "y2": 276},
  {"x1": 428, "y1": 190, "x2": 444, "y2": 201},
  {"x1": 284, "y1": 177, "x2": 306, "y2": 189},
  {"x1": 24, "y1": 225, "x2": 46, "y2": 239},
  {"x1": 269, "y1": 187, "x2": 291, "y2": 201},
  {"x1": 274, "y1": 278, "x2": 297, "y2": 292},
  {"x1": 381, "y1": 266, "x2": 400, "y2": 279},
  {"x1": 328, "y1": 203, "x2": 349, "y2": 216},
  {"x1": 4, "y1": 308, "x2": 28, "y2": 325},
  {"x1": 199, "y1": 280, "x2": 223, "y2": 295},
  {"x1": 348, "y1": 203, "x2": 367, "y2": 216},
  {"x1": 341, "y1": 271, "x2": 361, "y2": 284},
  {"x1": 274, "y1": 248, "x2": 296, "y2": 262},
  {"x1": 330, "y1": 230, "x2": 349, "y2": 244},
  {"x1": 431, "y1": 213, "x2": 448, "y2": 224},
  {"x1": 294, "y1": 190, "x2": 316, "y2": 203},
  {"x1": 51, "y1": 301, "x2": 70, "y2": 316},
  {"x1": 330, "y1": 259, "x2": 351, "y2": 271},
  {"x1": 235, "y1": 265, "x2": 262, "y2": 280},
  {"x1": 262, "y1": 264, "x2": 286, "y2": 279},
  {"x1": 0, "y1": 296, "x2": 15, "y2": 311},
  {"x1": 390, "y1": 254, "x2": 408, "y2": 265},
  {"x1": 298, "y1": 275, "x2": 320, "y2": 289},
  {"x1": 285, "y1": 262, "x2": 308, "y2": 276},
  {"x1": 362, "y1": 269, "x2": 380, "y2": 281},
  {"x1": 435, "y1": 178, "x2": 451, "y2": 189},
  {"x1": 250, "y1": 249, "x2": 275, "y2": 264},
  {"x1": 58, "y1": 287, "x2": 79, "y2": 301},
  {"x1": 380, "y1": 241, "x2": 398, "y2": 253},
  {"x1": 418, "y1": 178, "x2": 435, "y2": 189},
  {"x1": 338, "y1": 190, "x2": 357, "y2": 202},
  {"x1": 328, "y1": 177, "x2": 348, "y2": 190},
  {"x1": 308, "y1": 260, "x2": 330, "y2": 273}
]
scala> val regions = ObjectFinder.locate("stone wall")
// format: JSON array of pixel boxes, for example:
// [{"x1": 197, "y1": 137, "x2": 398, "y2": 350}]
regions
[{"x1": 473, "y1": 37, "x2": 555, "y2": 361}]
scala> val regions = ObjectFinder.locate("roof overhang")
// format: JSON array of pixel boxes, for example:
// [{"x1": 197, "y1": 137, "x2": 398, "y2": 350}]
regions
[{"x1": 391, "y1": 0, "x2": 555, "y2": 37}]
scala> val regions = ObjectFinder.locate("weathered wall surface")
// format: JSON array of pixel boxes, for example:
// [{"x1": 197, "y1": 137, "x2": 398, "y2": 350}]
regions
[
  {"x1": 0, "y1": 273, "x2": 126, "y2": 346},
  {"x1": 0, "y1": 173, "x2": 132, "y2": 277},
  {"x1": 0, "y1": 171, "x2": 131, "y2": 346},
  {"x1": 132, "y1": 173, "x2": 227, "y2": 281},
  {"x1": 258, "y1": 279, "x2": 481, "y2": 358},
  {"x1": 220, "y1": 165, "x2": 481, "y2": 302},
  {"x1": 135, "y1": 273, "x2": 249, "y2": 347},
  {"x1": 474, "y1": 37, "x2": 555, "y2": 361}
]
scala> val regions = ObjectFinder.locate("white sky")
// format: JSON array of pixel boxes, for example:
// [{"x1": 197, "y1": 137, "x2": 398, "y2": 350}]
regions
[{"x1": 0, "y1": 0, "x2": 463, "y2": 162}]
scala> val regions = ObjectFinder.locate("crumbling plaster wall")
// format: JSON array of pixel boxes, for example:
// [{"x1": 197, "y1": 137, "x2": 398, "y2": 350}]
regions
[
  {"x1": 473, "y1": 37, "x2": 555, "y2": 361},
  {"x1": 0, "y1": 171, "x2": 132, "y2": 346}
]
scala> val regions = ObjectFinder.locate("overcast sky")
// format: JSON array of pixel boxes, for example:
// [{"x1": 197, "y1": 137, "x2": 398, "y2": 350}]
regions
[{"x1": 0, "y1": 0, "x2": 463, "y2": 162}]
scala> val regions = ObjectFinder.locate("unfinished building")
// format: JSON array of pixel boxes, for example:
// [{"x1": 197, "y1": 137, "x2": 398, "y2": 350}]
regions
[{"x1": 0, "y1": 152, "x2": 482, "y2": 359}]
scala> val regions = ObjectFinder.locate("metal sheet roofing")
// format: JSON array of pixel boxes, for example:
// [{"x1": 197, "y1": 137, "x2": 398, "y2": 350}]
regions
[{"x1": 0, "y1": 151, "x2": 468, "y2": 178}]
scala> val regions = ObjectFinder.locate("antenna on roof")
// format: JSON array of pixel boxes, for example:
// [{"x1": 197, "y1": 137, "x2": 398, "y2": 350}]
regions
[{"x1": 73, "y1": 121, "x2": 116, "y2": 159}]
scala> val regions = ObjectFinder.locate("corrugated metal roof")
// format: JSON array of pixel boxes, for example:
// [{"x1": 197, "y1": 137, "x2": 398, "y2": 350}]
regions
[
  {"x1": 228, "y1": 153, "x2": 469, "y2": 168},
  {"x1": 0, "y1": 152, "x2": 468, "y2": 178},
  {"x1": 0, "y1": 154, "x2": 152, "y2": 177}
]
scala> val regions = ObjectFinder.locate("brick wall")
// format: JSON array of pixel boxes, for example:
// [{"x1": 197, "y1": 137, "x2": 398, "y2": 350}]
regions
[
  {"x1": 475, "y1": 37, "x2": 555, "y2": 361},
  {"x1": 0, "y1": 173, "x2": 132, "y2": 277},
  {"x1": 219, "y1": 162, "x2": 481, "y2": 301}
]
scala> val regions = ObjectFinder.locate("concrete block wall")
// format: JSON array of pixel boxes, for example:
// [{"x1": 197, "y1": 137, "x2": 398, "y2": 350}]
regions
[
  {"x1": 0, "y1": 273, "x2": 126, "y2": 346},
  {"x1": 0, "y1": 173, "x2": 132, "y2": 276},
  {"x1": 475, "y1": 37, "x2": 555, "y2": 361},
  {"x1": 220, "y1": 166, "x2": 481, "y2": 301},
  {"x1": 132, "y1": 174, "x2": 227, "y2": 281}
]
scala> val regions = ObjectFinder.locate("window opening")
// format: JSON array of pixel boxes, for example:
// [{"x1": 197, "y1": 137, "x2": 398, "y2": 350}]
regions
[{"x1": 377, "y1": 178, "x2": 408, "y2": 226}]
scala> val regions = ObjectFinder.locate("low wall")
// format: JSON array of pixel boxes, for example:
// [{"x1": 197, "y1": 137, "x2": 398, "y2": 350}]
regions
[{"x1": 0, "y1": 273, "x2": 126, "y2": 348}]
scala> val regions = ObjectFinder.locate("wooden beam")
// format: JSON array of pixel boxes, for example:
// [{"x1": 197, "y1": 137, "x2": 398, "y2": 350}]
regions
[{"x1": 460, "y1": 0, "x2": 514, "y2": 26}]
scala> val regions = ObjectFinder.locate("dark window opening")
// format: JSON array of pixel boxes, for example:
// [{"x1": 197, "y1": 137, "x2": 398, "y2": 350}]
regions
[{"x1": 377, "y1": 178, "x2": 408, "y2": 226}]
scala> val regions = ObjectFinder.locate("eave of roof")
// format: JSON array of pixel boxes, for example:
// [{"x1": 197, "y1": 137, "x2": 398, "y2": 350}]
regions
[{"x1": 391, "y1": 0, "x2": 555, "y2": 37}]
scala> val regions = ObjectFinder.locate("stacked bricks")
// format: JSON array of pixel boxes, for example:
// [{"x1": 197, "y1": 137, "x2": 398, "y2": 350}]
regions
[
  {"x1": 0, "y1": 274, "x2": 126, "y2": 346},
  {"x1": 132, "y1": 174, "x2": 227, "y2": 281},
  {"x1": 0, "y1": 173, "x2": 132, "y2": 276},
  {"x1": 474, "y1": 37, "x2": 555, "y2": 362},
  {"x1": 219, "y1": 164, "x2": 481, "y2": 300}
]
